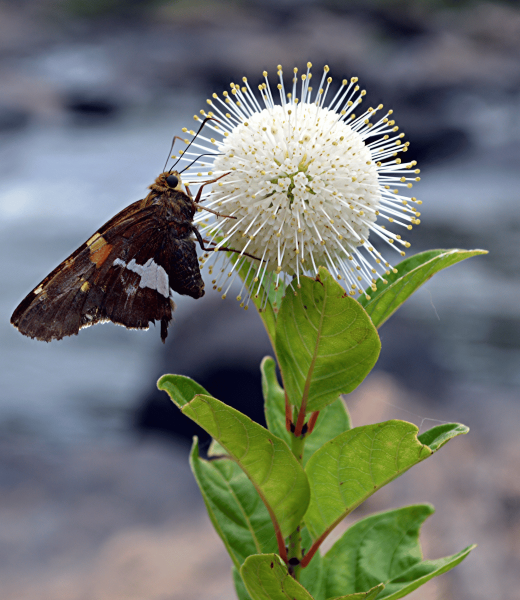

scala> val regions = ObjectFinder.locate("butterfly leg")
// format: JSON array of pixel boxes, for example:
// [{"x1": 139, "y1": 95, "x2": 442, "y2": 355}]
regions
[
  {"x1": 188, "y1": 224, "x2": 261, "y2": 262},
  {"x1": 184, "y1": 180, "x2": 235, "y2": 220},
  {"x1": 191, "y1": 172, "x2": 230, "y2": 204}
]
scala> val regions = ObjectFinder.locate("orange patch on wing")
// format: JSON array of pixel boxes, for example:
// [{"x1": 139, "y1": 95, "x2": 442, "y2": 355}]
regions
[{"x1": 90, "y1": 244, "x2": 113, "y2": 267}]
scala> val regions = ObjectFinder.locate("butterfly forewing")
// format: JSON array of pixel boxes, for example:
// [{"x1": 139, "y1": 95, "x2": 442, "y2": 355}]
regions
[{"x1": 11, "y1": 175, "x2": 205, "y2": 343}]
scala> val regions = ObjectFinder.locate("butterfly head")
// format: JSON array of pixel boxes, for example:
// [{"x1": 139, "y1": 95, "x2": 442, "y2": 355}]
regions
[{"x1": 150, "y1": 171, "x2": 184, "y2": 194}]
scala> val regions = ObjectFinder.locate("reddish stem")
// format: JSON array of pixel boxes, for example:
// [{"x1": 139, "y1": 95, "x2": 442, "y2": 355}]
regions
[
  {"x1": 275, "y1": 525, "x2": 288, "y2": 563},
  {"x1": 300, "y1": 532, "x2": 327, "y2": 568},
  {"x1": 307, "y1": 411, "x2": 320, "y2": 434},
  {"x1": 293, "y1": 402, "x2": 306, "y2": 438},
  {"x1": 300, "y1": 512, "x2": 345, "y2": 568}
]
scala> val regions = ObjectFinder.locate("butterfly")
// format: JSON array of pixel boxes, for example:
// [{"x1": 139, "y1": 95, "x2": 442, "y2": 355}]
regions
[{"x1": 11, "y1": 167, "x2": 229, "y2": 342}]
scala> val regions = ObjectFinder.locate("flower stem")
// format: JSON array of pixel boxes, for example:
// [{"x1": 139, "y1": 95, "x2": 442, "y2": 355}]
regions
[{"x1": 287, "y1": 429, "x2": 306, "y2": 580}]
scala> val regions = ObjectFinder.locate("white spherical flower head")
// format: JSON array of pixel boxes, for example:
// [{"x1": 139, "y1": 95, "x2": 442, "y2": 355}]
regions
[
  {"x1": 173, "y1": 64, "x2": 421, "y2": 308},
  {"x1": 212, "y1": 103, "x2": 379, "y2": 275}
]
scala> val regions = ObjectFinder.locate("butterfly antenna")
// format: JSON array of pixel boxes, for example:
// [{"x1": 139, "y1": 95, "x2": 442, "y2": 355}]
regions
[
  {"x1": 170, "y1": 117, "x2": 220, "y2": 172},
  {"x1": 179, "y1": 152, "x2": 223, "y2": 175},
  {"x1": 163, "y1": 134, "x2": 179, "y2": 172}
]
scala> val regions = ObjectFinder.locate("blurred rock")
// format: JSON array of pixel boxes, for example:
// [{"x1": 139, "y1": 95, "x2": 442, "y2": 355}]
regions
[{"x1": 64, "y1": 92, "x2": 121, "y2": 123}]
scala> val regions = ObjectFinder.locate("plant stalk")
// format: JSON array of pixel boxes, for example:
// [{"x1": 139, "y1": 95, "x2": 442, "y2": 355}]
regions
[{"x1": 287, "y1": 428, "x2": 306, "y2": 580}]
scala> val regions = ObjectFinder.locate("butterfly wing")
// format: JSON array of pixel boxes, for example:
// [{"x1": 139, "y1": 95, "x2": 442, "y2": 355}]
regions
[{"x1": 11, "y1": 199, "x2": 204, "y2": 342}]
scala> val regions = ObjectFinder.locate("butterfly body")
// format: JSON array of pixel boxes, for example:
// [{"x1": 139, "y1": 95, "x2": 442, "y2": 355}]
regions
[{"x1": 11, "y1": 171, "x2": 204, "y2": 343}]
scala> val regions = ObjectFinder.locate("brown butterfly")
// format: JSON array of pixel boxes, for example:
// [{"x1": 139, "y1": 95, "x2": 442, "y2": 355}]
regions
[{"x1": 11, "y1": 120, "x2": 255, "y2": 343}]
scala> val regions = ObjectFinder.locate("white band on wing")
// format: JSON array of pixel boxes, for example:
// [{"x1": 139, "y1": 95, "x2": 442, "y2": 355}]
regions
[{"x1": 113, "y1": 257, "x2": 169, "y2": 298}]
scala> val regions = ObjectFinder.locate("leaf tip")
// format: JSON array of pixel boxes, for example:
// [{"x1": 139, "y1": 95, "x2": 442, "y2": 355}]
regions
[{"x1": 156, "y1": 374, "x2": 171, "y2": 391}]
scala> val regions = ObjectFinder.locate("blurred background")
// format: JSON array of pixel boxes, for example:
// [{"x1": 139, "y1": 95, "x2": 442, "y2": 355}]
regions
[{"x1": 1, "y1": 0, "x2": 519, "y2": 598}]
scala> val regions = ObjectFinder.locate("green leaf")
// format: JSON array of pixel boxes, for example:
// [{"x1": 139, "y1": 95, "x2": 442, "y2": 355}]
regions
[
  {"x1": 261, "y1": 356, "x2": 290, "y2": 446},
  {"x1": 417, "y1": 422, "x2": 469, "y2": 451},
  {"x1": 159, "y1": 380, "x2": 310, "y2": 540},
  {"x1": 304, "y1": 420, "x2": 468, "y2": 542},
  {"x1": 327, "y1": 584, "x2": 385, "y2": 600},
  {"x1": 233, "y1": 566, "x2": 253, "y2": 600},
  {"x1": 189, "y1": 438, "x2": 277, "y2": 569},
  {"x1": 379, "y1": 545, "x2": 475, "y2": 600},
  {"x1": 323, "y1": 504, "x2": 475, "y2": 599},
  {"x1": 323, "y1": 505, "x2": 435, "y2": 595},
  {"x1": 241, "y1": 554, "x2": 315, "y2": 600},
  {"x1": 275, "y1": 267, "x2": 381, "y2": 413},
  {"x1": 261, "y1": 356, "x2": 352, "y2": 466},
  {"x1": 156, "y1": 374, "x2": 209, "y2": 407},
  {"x1": 358, "y1": 249, "x2": 488, "y2": 328}
]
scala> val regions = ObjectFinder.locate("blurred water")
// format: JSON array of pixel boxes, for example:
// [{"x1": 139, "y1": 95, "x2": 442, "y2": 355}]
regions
[
  {"x1": 1, "y1": 101, "x2": 519, "y2": 443},
  {"x1": 0, "y1": 97, "x2": 206, "y2": 443}
]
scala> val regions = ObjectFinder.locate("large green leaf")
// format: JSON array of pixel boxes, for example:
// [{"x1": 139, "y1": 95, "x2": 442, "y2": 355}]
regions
[
  {"x1": 323, "y1": 505, "x2": 434, "y2": 596},
  {"x1": 275, "y1": 267, "x2": 381, "y2": 413},
  {"x1": 189, "y1": 438, "x2": 277, "y2": 569},
  {"x1": 261, "y1": 356, "x2": 352, "y2": 466},
  {"x1": 358, "y1": 249, "x2": 487, "y2": 328},
  {"x1": 241, "y1": 554, "x2": 315, "y2": 600},
  {"x1": 379, "y1": 545, "x2": 475, "y2": 600},
  {"x1": 159, "y1": 375, "x2": 310, "y2": 540},
  {"x1": 304, "y1": 420, "x2": 468, "y2": 542}
]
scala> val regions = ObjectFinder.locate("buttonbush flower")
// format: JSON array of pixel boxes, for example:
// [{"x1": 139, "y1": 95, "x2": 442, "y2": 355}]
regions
[{"x1": 176, "y1": 63, "x2": 421, "y2": 307}]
